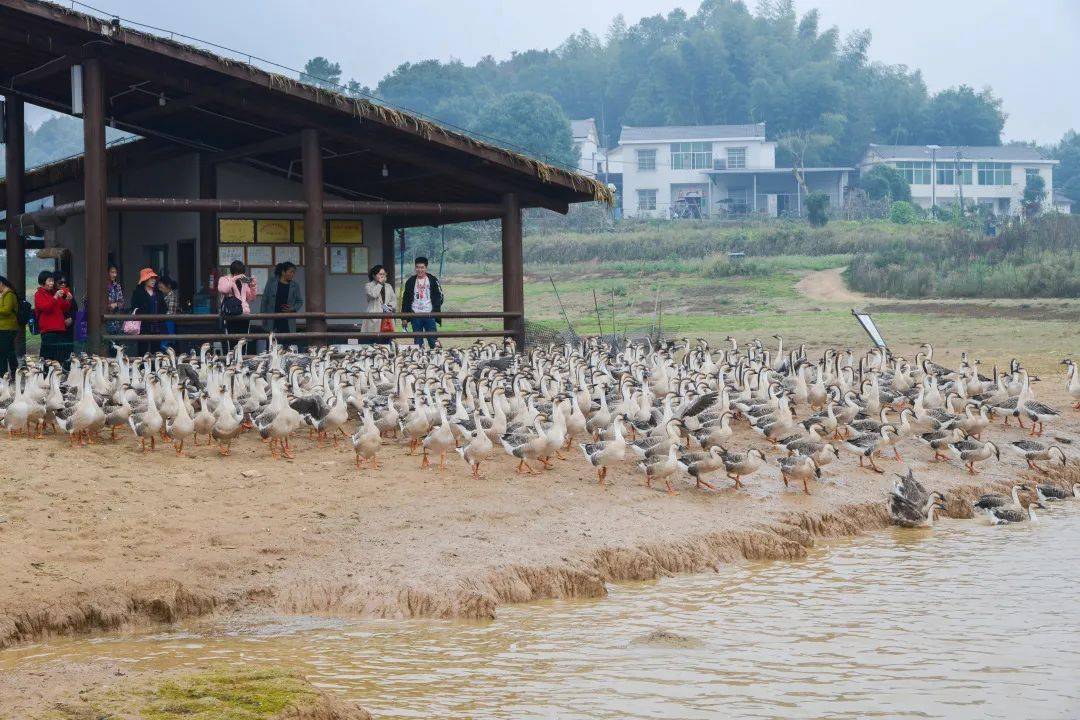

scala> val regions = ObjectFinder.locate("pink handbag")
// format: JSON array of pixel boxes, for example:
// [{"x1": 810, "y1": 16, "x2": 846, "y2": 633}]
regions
[{"x1": 123, "y1": 309, "x2": 141, "y2": 335}]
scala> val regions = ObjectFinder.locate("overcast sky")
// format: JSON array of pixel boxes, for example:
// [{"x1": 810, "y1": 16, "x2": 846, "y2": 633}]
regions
[{"x1": 28, "y1": 0, "x2": 1078, "y2": 143}]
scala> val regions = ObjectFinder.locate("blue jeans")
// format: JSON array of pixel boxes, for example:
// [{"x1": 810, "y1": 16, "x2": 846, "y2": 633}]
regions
[{"x1": 410, "y1": 315, "x2": 438, "y2": 348}]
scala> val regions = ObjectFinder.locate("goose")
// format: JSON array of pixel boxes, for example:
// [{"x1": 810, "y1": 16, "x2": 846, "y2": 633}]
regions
[
  {"x1": 166, "y1": 390, "x2": 196, "y2": 455},
  {"x1": 948, "y1": 439, "x2": 1000, "y2": 475},
  {"x1": 777, "y1": 453, "x2": 821, "y2": 494},
  {"x1": 974, "y1": 484, "x2": 1028, "y2": 511},
  {"x1": 457, "y1": 413, "x2": 495, "y2": 479},
  {"x1": 1018, "y1": 399, "x2": 1059, "y2": 437},
  {"x1": 351, "y1": 407, "x2": 383, "y2": 471},
  {"x1": 889, "y1": 470, "x2": 946, "y2": 528},
  {"x1": 580, "y1": 416, "x2": 628, "y2": 486},
  {"x1": 128, "y1": 378, "x2": 163, "y2": 452},
  {"x1": 1063, "y1": 359, "x2": 1080, "y2": 409},
  {"x1": 211, "y1": 383, "x2": 245, "y2": 457},
  {"x1": 421, "y1": 407, "x2": 457, "y2": 471},
  {"x1": 191, "y1": 394, "x2": 217, "y2": 447},
  {"x1": 501, "y1": 416, "x2": 549, "y2": 475},
  {"x1": 843, "y1": 425, "x2": 899, "y2": 473},
  {"x1": 919, "y1": 427, "x2": 967, "y2": 463},
  {"x1": 692, "y1": 411, "x2": 734, "y2": 449},
  {"x1": 1009, "y1": 441, "x2": 1067, "y2": 473},
  {"x1": 985, "y1": 501, "x2": 1044, "y2": 525},
  {"x1": 1036, "y1": 483, "x2": 1080, "y2": 502},
  {"x1": 638, "y1": 443, "x2": 687, "y2": 496},
  {"x1": 681, "y1": 445, "x2": 726, "y2": 491},
  {"x1": 719, "y1": 447, "x2": 767, "y2": 489}
]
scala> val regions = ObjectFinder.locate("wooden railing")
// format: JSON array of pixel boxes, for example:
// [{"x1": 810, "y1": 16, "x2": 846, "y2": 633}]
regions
[{"x1": 100, "y1": 311, "x2": 522, "y2": 344}]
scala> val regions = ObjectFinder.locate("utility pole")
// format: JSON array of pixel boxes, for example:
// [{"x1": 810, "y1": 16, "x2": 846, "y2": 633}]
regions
[
  {"x1": 956, "y1": 148, "x2": 964, "y2": 215},
  {"x1": 926, "y1": 144, "x2": 941, "y2": 213}
]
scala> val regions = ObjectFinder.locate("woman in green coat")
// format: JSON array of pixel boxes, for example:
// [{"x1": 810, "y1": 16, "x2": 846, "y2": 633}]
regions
[{"x1": 0, "y1": 275, "x2": 21, "y2": 378}]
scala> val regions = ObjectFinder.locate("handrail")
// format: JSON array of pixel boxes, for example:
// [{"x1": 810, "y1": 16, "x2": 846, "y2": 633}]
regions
[
  {"x1": 102, "y1": 311, "x2": 522, "y2": 322},
  {"x1": 101, "y1": 330, "x2": 516, "y2": 342}
]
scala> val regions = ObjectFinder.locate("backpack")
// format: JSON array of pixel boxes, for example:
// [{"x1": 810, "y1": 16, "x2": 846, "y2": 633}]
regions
[
  {"x1": 219, "y1": 280, "x2": 244, "y2": 318},
  {"x1": 16, "y1": 298, "x2": 33, "y2": 327}
]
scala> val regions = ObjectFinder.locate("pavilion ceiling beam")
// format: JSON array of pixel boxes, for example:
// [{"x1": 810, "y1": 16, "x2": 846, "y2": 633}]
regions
[
  {"x1": 8, "y1": 52, "x2": 80, "y2": 87},
  {"x1": 206, "y1": 132, "x2": 301, "y2": 166}
]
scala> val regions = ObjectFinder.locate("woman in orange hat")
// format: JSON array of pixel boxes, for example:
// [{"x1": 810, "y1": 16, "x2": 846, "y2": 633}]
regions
[{"x1": 129, "y1": 268, "x2": 165, "y2": 356}]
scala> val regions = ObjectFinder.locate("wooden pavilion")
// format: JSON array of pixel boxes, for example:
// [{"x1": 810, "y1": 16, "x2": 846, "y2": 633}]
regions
[{"x1": 0, "y1": 0, "x2": 610, "y2": 352}]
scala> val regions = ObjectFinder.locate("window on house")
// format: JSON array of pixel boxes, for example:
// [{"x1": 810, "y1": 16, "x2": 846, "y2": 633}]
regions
[
  {"x1": 671, "y1": 142, "x2": 712, "y2": 170},
  {"x1": 1025, "y1": 168, "x2": 1041, "y2": 185},
  {"x1": 895, "y1": 161, "x2": 932, "y2": 184},
  {"x1": 977, "y1": 162, "x2": 1012, "y2": 186},
  {"x1": 726, "y1": 147, "x2": 747, "y2": 169},
  {"x1": 636, "y1": 149, "x2": 656, "y2": 171},
  {"x1": 637, "y1": 189, "x2": 658, "y2": 211}
]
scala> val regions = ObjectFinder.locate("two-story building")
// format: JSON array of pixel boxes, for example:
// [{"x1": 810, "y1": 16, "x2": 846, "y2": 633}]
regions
[
  {"x1": 859, "y1": 145, "x2": 1058, "y2": 215},
  {"x1": 609, "y1": 123, "x2": 852, "y2": 219}
]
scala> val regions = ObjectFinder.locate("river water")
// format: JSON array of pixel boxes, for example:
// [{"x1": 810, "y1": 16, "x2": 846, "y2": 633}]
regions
[{"x1": 5, "y1": 503, "x2": 1079, "y2": 719}]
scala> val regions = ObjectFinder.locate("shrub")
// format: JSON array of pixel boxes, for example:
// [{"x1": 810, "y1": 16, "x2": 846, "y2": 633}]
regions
[
  {"x1": 889, "y1": 201, "x2": 920, "y2": 225},
  {"x1": 858, "y1": 164, "x2": 912, "y2": 202},
  {"x1": 806, "y1": 192, "x2": 830, "y2": 227}
]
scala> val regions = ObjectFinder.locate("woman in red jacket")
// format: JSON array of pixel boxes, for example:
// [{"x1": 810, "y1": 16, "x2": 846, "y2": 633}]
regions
[{"x1": 34, "y1": 270, "x2": 73, "y2": 367}]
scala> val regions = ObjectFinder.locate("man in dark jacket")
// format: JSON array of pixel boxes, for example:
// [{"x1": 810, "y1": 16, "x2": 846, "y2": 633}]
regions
[{"x1": 401, "y1": 256, "x2": 443, "y2": 349}]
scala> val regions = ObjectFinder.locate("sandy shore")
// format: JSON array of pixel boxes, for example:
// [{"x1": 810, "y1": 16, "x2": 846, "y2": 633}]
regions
[{"x1": 3, "y1": 371, "x2": 1077, "y2": 650}]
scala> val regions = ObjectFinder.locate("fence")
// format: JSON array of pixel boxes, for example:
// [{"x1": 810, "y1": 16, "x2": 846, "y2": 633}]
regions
[{"x1": 101, "y1": 311, "x2": 522, "y2": 345}]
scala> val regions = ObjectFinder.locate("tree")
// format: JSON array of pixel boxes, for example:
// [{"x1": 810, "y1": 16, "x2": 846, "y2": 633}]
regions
[
  {"x1": 473, "y1": 92, "x2": 579, "y2": 169},
  {"x1": 301, "y1": 57, "x2": 342, "y2": 89},
  {"x1": 1051, "y1": 130, "x2": 1080, "y2": 211},
  {"x1": 889, "y1": 200, "x2": 920, "y2": 225},
  {"x1": 858, "y1": 164, "x2": 911, "y2": 202},
  {"x1": 806, "y1": 192, "x2": 830, "y2": 226},
  {"x1": 778, "y1": 127, "x2": 835, "y2": 197},
  {"x1": 1021, "y1": 173, "x2": 1047, "y2": 218},
  {"x1": 919, "y1": 85, "x2": 1005, "y2": 146}
]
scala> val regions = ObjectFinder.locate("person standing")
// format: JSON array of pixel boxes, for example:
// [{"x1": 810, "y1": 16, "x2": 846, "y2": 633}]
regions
[
  {"x1": 158, "y1": 275, "x2": 179, "y2": 350},
  {"x1": 129, "y1": 268, "x2": 164, "y2": 356},
  {"x1": 401, "y1": 257, "x2": 443, "y2": 349},
  {"x1": 33, "y1": 271, "x2": 73, "y2": 367},
  {"x1": 217, "y1": 260, "x2": 258, "y2": 353},
  {"x1": 55, "y1": 274, "x2": 78, "y2": 357},
  {"x1": 106, "y1": 264, "x2": 125, "y2": 337},
  {"x1": 362, "y1": 264, "x2": 395, "y2": 345},
  {"x1": 0, "y1": 275, "x2": 20, "y2": 378},
  {"x1": 260, "y1": 262, "x2": 303, "y2": 348}
]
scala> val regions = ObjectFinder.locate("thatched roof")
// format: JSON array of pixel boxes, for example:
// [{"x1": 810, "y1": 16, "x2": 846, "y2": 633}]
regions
[{"x1": 0, "y1": 0, "x2": 612, "y2": 207}]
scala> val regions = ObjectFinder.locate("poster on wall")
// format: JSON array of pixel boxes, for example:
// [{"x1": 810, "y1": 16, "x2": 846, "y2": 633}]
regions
[
  {"x1": 218, "y1": 246, "x2": 245, "y2": 267},
  {"x1": 329, "y1": 246, "x2": 350, "y2": 274},
  {"x1": 274, "y1": 245, "x2": 301, "y2": 266},
  {"x1": 350, "y1": 246, "x2": 369, "y2": 275},
  {"x1": 257, "y1": 219, "x2": 291, "y2": 244},
  {"x1": 250, "y1": 267, "x2": 269, "y2": 292},
  {"x1": 329, "y1": 220, "x2": 363, "y2": 244},
  {"x1": 219, "y1": 219, "x2": 255, "y2": 243},
  {"x1": 245, "y1": 245, "x2": 273, "y2": 267},
  {"x1": 292, "y1": 220, "x2": 304, "y2": 244}
]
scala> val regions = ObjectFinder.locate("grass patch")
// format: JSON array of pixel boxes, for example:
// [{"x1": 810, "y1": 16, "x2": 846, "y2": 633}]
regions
[
  {"x1": 845, "y1": 214, "x2": 1080, "y2": 298},
  {"x1": 47, "y1": 667, "x2": 323, "y2": 720}
]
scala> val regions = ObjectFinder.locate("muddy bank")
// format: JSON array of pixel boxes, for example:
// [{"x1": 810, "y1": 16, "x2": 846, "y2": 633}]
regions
[{"x1": 1, "y1": 383, "x2": 1077, "y2": 649}]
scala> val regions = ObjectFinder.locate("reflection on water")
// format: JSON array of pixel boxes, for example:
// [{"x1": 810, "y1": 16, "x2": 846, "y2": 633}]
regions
[{"x1": 5, "y1": 504, "x2": 1080, "y2": 719}]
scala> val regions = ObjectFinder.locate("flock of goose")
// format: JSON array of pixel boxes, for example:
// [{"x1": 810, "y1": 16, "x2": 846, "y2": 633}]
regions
[{"x1": 0, "y1": 337, "x2": 1077, "y2": 511}]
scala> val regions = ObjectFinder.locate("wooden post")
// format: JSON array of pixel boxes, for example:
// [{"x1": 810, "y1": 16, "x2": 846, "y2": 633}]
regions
[
  {"x1": 501, "y1": 193, "x2": 525, "y2": 349},
  {"x1": 301, "y1": 129, "x2": 326, "y2": 336},
  {"x1": 82, "y1": 59, "x2": 107, "y2": 355},
  {"x1": 198, "y1": 153, "x2": 218, "y2": 309},
  {"x1": 4, "y1": 97, "x2": 26, "y2": 300},
  {"x1": 380, "y1": 220, "x2": 395, "y2": 293}
]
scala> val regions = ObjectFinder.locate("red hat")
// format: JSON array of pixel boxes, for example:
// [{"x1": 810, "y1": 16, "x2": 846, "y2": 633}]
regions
[{"x1": 138, "y1": 268, "x2": 158, "y2": 285}]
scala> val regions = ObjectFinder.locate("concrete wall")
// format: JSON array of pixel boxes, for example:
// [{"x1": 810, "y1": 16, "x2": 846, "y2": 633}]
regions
[{"x1": 45, "y1": 153, "x2": 386, "y2": 314}]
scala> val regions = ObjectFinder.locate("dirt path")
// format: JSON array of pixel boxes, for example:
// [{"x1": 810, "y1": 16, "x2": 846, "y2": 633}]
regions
[{"x1": 795, "y1": 267, "x2": 868, "y2": 304}]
